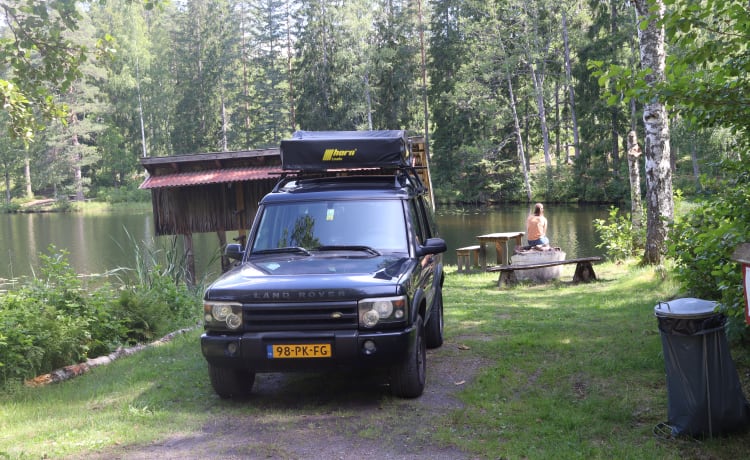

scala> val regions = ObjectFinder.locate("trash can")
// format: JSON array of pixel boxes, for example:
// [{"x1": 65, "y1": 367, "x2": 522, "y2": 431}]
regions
[{"x1": 655, "y1": 298, "x2": 750, "y2": 437}]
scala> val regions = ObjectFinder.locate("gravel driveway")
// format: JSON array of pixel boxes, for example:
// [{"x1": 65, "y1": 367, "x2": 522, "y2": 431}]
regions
[{"x1": 78, "y1": 338, "x2": 487, "y2": 460}]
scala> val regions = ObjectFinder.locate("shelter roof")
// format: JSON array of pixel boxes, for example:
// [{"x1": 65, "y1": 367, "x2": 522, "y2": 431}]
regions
[
  {"x1": 139, "y1": 166, "x2": 280, "y2": 189},
  {"x1": 139, "y1": 148, "x2": 282, "y2": 189}
]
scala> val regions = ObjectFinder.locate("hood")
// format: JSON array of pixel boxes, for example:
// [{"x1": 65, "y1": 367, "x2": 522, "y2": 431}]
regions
[{"x1": 204, "y1": 253, "x2": 413, "y2": 301}]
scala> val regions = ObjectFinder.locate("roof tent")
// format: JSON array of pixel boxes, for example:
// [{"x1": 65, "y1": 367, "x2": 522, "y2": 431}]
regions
[{"x1": 280, "y1": 130, "x2": 408, "y2": 171}]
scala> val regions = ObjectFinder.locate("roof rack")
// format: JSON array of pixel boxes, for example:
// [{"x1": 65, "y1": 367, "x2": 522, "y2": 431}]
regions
[
  {"x1": 273, "y1": 130, "x2": 428, "y2": 195},
  {"x1": 280, "y1": 130, "x2": 410, "y2": 170}
]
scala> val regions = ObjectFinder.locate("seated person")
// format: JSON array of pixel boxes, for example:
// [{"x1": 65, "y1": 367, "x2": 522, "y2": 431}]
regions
[{"x1": 525, "y1": 203, "x2": 549, "y2": 248}]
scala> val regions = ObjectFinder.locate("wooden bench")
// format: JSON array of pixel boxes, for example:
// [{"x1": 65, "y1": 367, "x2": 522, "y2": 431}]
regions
[
  {"x1": 487, "y1": 256, "x2": 603, "y2": 287},
  {"x1": 456, "y1": 245, "x2": 481, "y2": 272}
]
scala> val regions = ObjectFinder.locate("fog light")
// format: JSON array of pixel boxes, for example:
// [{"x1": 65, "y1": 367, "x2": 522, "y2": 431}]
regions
[
  {"x1": 227, "y1": 342, "x2": 238, "y2": 355},
  {"x1": 362, "y1": 340, "x2": 376, "y2": 355}
]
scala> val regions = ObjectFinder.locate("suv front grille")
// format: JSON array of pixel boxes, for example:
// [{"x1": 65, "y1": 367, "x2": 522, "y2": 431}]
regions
[{"x1": 242, "y1": 301, "x2": 358, "y2": 331}]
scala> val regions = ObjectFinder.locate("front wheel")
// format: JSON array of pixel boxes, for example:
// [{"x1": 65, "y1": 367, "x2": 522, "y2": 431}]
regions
[
  {"x1": 390, "y1": 315, "x2": 426, "y2": 398},
  {"x1": 425, "y1": 288, "x2": 444, "y2": 349},
  {"x1": 208, "y1": 364, "x2": 255, "y2": 399}
]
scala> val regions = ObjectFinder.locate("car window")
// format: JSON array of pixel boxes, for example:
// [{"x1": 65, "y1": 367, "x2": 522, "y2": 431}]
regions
[
  {"x1": 408, "y1": 199, "x2": 426, "y2": 245},
  {"x1": 417, "y1": 196, "x2": 435, "y2": 239},
  {"x1": 252, "y1": 200, "x2": 408, "y2": 253}
]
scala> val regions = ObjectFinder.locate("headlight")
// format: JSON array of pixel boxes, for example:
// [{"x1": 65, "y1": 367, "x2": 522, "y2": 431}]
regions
[
  {"x1": 204, "y1": 301, "x2": 243, "y2": 330},
  {"x1": 358, "y1": 296, "x2": 407, "y2": 328}
]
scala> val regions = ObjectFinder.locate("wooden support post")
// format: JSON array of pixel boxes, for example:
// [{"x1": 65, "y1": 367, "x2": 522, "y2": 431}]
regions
[
  {"x1": 217, "y1": 230, "x2": 229, "y2": 273},
  {"x1": 184, "y1": 233, "x2": 195, "y2": 287}
]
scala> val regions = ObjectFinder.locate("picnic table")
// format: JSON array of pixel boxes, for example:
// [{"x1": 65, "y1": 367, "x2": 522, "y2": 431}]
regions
[{"x1": 476, "y1": 231, "x2": 525, "y2": 269}]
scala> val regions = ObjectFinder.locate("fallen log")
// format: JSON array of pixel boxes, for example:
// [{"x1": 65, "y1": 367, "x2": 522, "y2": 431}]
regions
[{"x1": 25, "y1": 326, "x2": 197, "y2": 387}]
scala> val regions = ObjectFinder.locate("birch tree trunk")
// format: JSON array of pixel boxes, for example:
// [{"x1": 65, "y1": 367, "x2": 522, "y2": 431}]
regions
[
  {"x1": 627, "y1": 130, "x2": 643, "y2": 250},
  {"x1": 633, "y1": 0, "x2": 673, "y2": 264},
  {"x1": 72, "y1": 132, "x2": 84, "y2": 202},
  {"x1": 24, "y1": 155, "x2": 32, "y2": 198}
]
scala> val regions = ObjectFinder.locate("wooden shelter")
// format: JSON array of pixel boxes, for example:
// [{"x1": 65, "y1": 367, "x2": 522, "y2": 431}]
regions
[{"x1": 139, "y1": 149, "x2": 282, "y2": 283}]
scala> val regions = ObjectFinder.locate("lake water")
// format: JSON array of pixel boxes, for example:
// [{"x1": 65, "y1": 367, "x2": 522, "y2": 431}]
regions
[{"x1": 0, "y1": 204, "x2": 611, "y2": 283}]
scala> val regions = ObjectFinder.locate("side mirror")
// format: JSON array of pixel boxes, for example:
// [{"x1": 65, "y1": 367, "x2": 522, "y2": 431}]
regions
[
  {"x1": 225, "y1": 243, "x2": 245, "y2": 261},
  {"x1": 416, "y1": 237, "x2": 447, "y2": 257}
]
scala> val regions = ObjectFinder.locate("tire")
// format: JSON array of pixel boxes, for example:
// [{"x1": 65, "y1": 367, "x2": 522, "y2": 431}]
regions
[
  {"x1": 390, "y1": 315, "x2": 426, "y2": 398},
  {"x1": 425, "y1": 288, "x2": 444, "y2": 349},
  {"x1": 208, "y1": 364, "x2": 255, "y2": 399}
]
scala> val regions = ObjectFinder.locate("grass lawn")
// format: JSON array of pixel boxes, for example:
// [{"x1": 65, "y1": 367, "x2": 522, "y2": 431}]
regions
[
  {"x1": 440, "y1": 262, "x2": 750, "y2": 458},
  {"x1": 1, "y1": 260, "x2": 749, "y2": 459}
]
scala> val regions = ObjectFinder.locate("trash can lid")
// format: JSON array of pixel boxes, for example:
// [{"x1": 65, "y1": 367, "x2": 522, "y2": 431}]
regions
[{"x1": 654, "y1": 297, "x2": 718, "y2": 318}]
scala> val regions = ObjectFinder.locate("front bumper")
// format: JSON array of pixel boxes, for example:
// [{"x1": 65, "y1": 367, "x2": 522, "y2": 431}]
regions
[{"x1": 201, "y1": 326, "x2": 416, "y2": 372}]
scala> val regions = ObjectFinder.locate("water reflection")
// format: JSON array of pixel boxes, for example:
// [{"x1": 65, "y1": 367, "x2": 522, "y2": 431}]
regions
[
  {"x1": 0, "y1": 204, "x2": 610, "y2": 282},
  {"x1": 435, "y1": 204, "x2": 609, "y2": 265}
]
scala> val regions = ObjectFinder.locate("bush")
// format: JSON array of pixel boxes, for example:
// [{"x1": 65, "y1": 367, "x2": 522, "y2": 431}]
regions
[
  {"x1": 0, "y1": 246, "x2": 200, "y2": 388},
  {"x1": 669, "y1": 158, "x2": 750, "y2": 341},
  {"x1": 116, "y1": 270, "x2": 200, "y2": 344},
  {"x1": 593, "y1": 206, "x2": 645, "y2": 261},
  {"x1": 99, "y1": 185, "x2": 150, "y2": 204},
  {"x1": 0, "y1": 199, "x2": 22, "y2": 213}
]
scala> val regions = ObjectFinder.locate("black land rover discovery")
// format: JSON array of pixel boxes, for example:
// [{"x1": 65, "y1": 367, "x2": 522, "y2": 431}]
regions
[{"x1": 201, "y1": 130, "x2": 447, "y2": 399}]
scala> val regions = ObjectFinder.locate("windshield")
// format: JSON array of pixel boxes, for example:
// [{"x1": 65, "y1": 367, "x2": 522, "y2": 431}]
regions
[{"x1": 252, "y1": 200, "x2": 408, "y2": 254}]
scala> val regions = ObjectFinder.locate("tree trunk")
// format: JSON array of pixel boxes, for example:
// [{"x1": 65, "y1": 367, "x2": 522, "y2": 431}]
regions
[
  {"x1": 508, "y1": 75, "x2": 532, "y2": 202},
  {"x1": 691, "y1": 141, "x2": 702, "y2": 193},
  {"x1": 136, "y1": 58, "x2": 147, "y2": 158},
  {"x1": 633, "y1": 0, "x2": 673, "y2": 265},
  {"x1": 4, "y1": 169, "x2": 10, "y2": 203},
  {"x1": 24, "y1": 155, "x2": 32, "y2": 198},
  {"x1": 554, "y1": 78, "x2": 561, "y2": 162},
  {"x1": 417, "y1": 0, "x2": 429, "y2": 158},
  {"x1": 285, "y1": 2, "x2": 296, "y2": 130},
  {"x1": 220, "y1": 86, "x2": 228, "y2": 151},
  {"x1": 610, "y1": 0, "x2": 620, "y2": 174},
  {"x1": 627, "y1": 130, "x2": 643, "y2": 250},
  {"x1": 72, "y1": 133, "x2": 84, "y2": 201},
  {"x1": 530, "y1": 63, "x2": 552, "y2": 168},
  {"x1": 562, "y1": 10, "x2": 580, "y2": 160}
]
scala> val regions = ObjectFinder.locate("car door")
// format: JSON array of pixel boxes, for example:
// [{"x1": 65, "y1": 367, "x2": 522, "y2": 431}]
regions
[{"x1": 408, "y1": 196, "x2": 437, "y2": 312}]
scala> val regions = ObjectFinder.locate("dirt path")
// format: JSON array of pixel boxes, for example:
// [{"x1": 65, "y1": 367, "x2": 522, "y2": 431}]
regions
[{"x1": 79, "y1": 339, "x2": 487, "y2": 460}]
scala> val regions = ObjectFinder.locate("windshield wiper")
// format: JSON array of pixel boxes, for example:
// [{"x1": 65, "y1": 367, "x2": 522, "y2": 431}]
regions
[
  {"x1": 251, "y1": 246, "x2": 311, "y2": 256},
  {"x1": 314, "y1": 245, "x2": 382, "y2": 256}
]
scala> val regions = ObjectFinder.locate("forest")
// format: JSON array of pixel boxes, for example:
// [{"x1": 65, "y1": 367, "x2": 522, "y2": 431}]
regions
[{"x1": 0, "y1": 0, "x2": 744, "y2": 207}]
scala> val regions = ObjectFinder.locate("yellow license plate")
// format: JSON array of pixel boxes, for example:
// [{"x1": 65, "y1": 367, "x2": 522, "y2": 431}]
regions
[{"x1": 268, "y1": 344, "x2": 332, "y2": 359}]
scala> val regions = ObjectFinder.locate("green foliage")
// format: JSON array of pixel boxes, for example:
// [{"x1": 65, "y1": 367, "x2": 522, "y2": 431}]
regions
[
  {"x1": 98, "y1": 185, "x2": 150, "y2": 204},
  {"x1": 115, "y1": 271, "x2": 199, "y2": 344},
  {"x1": 593, "y1": 206, "x2": 645, "y2": 261},
  {"x1": 669, "y1": 158, "x2": 750, "y2": 340},
  {"x1": 0, "y1": 245, "x2": 200, "y2": 388},
  {"x1": 0, "y1": 200, "x2": 21, "y2": 213},
  {"x1": 53, "y1": 197, "x2": 73, "y2": 212},
  {"x1": 531, "y1": 165, "x2": 578, "y2": 203},
  {"x1": 0, "y1": 247, "x2": 116, "y2": 384},
  {"x1": 0, "y1": 0, "x2": 85, "y2": 141},
  {"x1": 661, "y1": 0, "x2": 750, "y2": 129}
]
